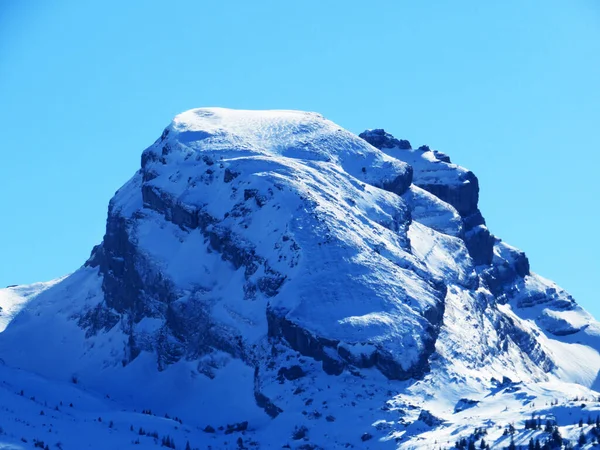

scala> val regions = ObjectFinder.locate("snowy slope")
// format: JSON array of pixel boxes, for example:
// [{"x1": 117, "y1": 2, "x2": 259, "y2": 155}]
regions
[
  {"x1": 0, "y1": 279, "x2": 63, "y2": 332},
  {"x1": 0, "y1": 108, "x2": 598, "y2": 449}
]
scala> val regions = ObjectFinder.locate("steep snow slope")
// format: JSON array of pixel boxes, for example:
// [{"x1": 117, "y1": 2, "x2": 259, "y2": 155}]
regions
[{"x1": 0, "y1": 108, "x2": 598, "y2": 449}]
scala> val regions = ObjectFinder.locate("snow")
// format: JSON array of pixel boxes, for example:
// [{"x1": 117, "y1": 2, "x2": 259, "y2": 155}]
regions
[
  {"x1": 0, "y1": 108, "x2": 598, "y2": 449},
  {"x1": 133, "y1": 108, "x2": 443, "y2": 370},
  {"x1": 406, "y1": 185, "x2": 463, "y2": 237},
  {"x1": 376, "y1": 142, "x2": 471, "y2": 188},
  {"x1": 0, "y1": 278, "x2": 64, "y2": 332},
  {"x1": 408, "y1": 221, "x2": 477, "y2": 286},
  {"x1": 165, "y1": 107, "x2": 412, "y2": 192}
]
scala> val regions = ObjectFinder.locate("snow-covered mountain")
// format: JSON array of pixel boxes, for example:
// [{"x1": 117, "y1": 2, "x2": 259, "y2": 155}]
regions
[{"x1": 1, "y1": 108, "x2": 599, "y2": 450}]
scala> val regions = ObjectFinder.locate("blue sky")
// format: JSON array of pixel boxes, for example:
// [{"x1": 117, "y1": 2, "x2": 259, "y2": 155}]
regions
[{"x1": 1, "y1": 1, "x2": 599, "y2": 316}]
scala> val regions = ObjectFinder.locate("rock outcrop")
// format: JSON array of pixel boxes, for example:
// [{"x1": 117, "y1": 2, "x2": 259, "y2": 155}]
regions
[{"x1": 360, "y1": 129, "x2": 496, "y2": 265}]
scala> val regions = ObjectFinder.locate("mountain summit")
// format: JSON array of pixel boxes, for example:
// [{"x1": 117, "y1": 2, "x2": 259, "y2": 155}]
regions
[{"x1": 1, "y1": 108, "x2": 599, "y2": 449}]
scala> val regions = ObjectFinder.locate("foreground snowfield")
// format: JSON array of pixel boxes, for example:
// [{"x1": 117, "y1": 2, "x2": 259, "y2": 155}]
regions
[{"x1": 0, "y1": 108, "x2": 598, "y2": 449}]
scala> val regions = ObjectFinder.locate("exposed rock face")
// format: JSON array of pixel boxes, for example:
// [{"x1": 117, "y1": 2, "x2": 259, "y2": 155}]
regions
[
  {"x1": 454, "y1": 398, "x2": 479, "y2": 413},
  {"x1": 359, "y1": 129, "x2": 411, "y2": 150},
  {"x1": 418, "y1": 410, "x2": 443, "y2": 427},
  {"x1": 266, "y1": 302, "x2": 444, "y2": 380},
  {"x1": 418, "y1": 170, "x2": 479, "y2": 218},
  {"x1": 481, "y1": 241, "x2": 530, "y2": 299},
  {"x1": 463, "y1": 225, "x2": 496, "y2": 266}
]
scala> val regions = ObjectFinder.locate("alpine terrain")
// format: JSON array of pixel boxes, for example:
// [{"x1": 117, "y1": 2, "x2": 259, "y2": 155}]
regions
[{"x1": 1, "y1": 108, "x2": 599, "y2": 450}]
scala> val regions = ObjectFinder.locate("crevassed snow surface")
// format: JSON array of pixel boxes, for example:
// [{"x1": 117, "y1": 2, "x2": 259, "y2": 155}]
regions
[{"x1": 0, "y1": 108, "x2": 598, "y2": 449}]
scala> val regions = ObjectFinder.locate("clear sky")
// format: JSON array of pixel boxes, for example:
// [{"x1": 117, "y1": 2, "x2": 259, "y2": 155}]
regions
[{"x1": 1, "y1": 1, "x2": 599, "y2": 317}]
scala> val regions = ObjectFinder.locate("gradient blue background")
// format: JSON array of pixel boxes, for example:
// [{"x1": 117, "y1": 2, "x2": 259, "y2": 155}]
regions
[{"x1": 1, "y1": 1, "x2": 599, "y2": 316}]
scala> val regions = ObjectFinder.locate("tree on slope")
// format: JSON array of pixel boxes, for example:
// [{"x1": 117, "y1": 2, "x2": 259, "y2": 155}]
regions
[
  {"x1": 507, "y1": 438, "x2": 516, "y2": 450},
  {"x1": 579, "y1": 431, "x2": 587, "y2": 447}
]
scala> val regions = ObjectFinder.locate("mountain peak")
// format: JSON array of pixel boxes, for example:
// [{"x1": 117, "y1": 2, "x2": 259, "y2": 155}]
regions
[{"x1": 1, "y1": 108, "x2": 598, "y2": 449}]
